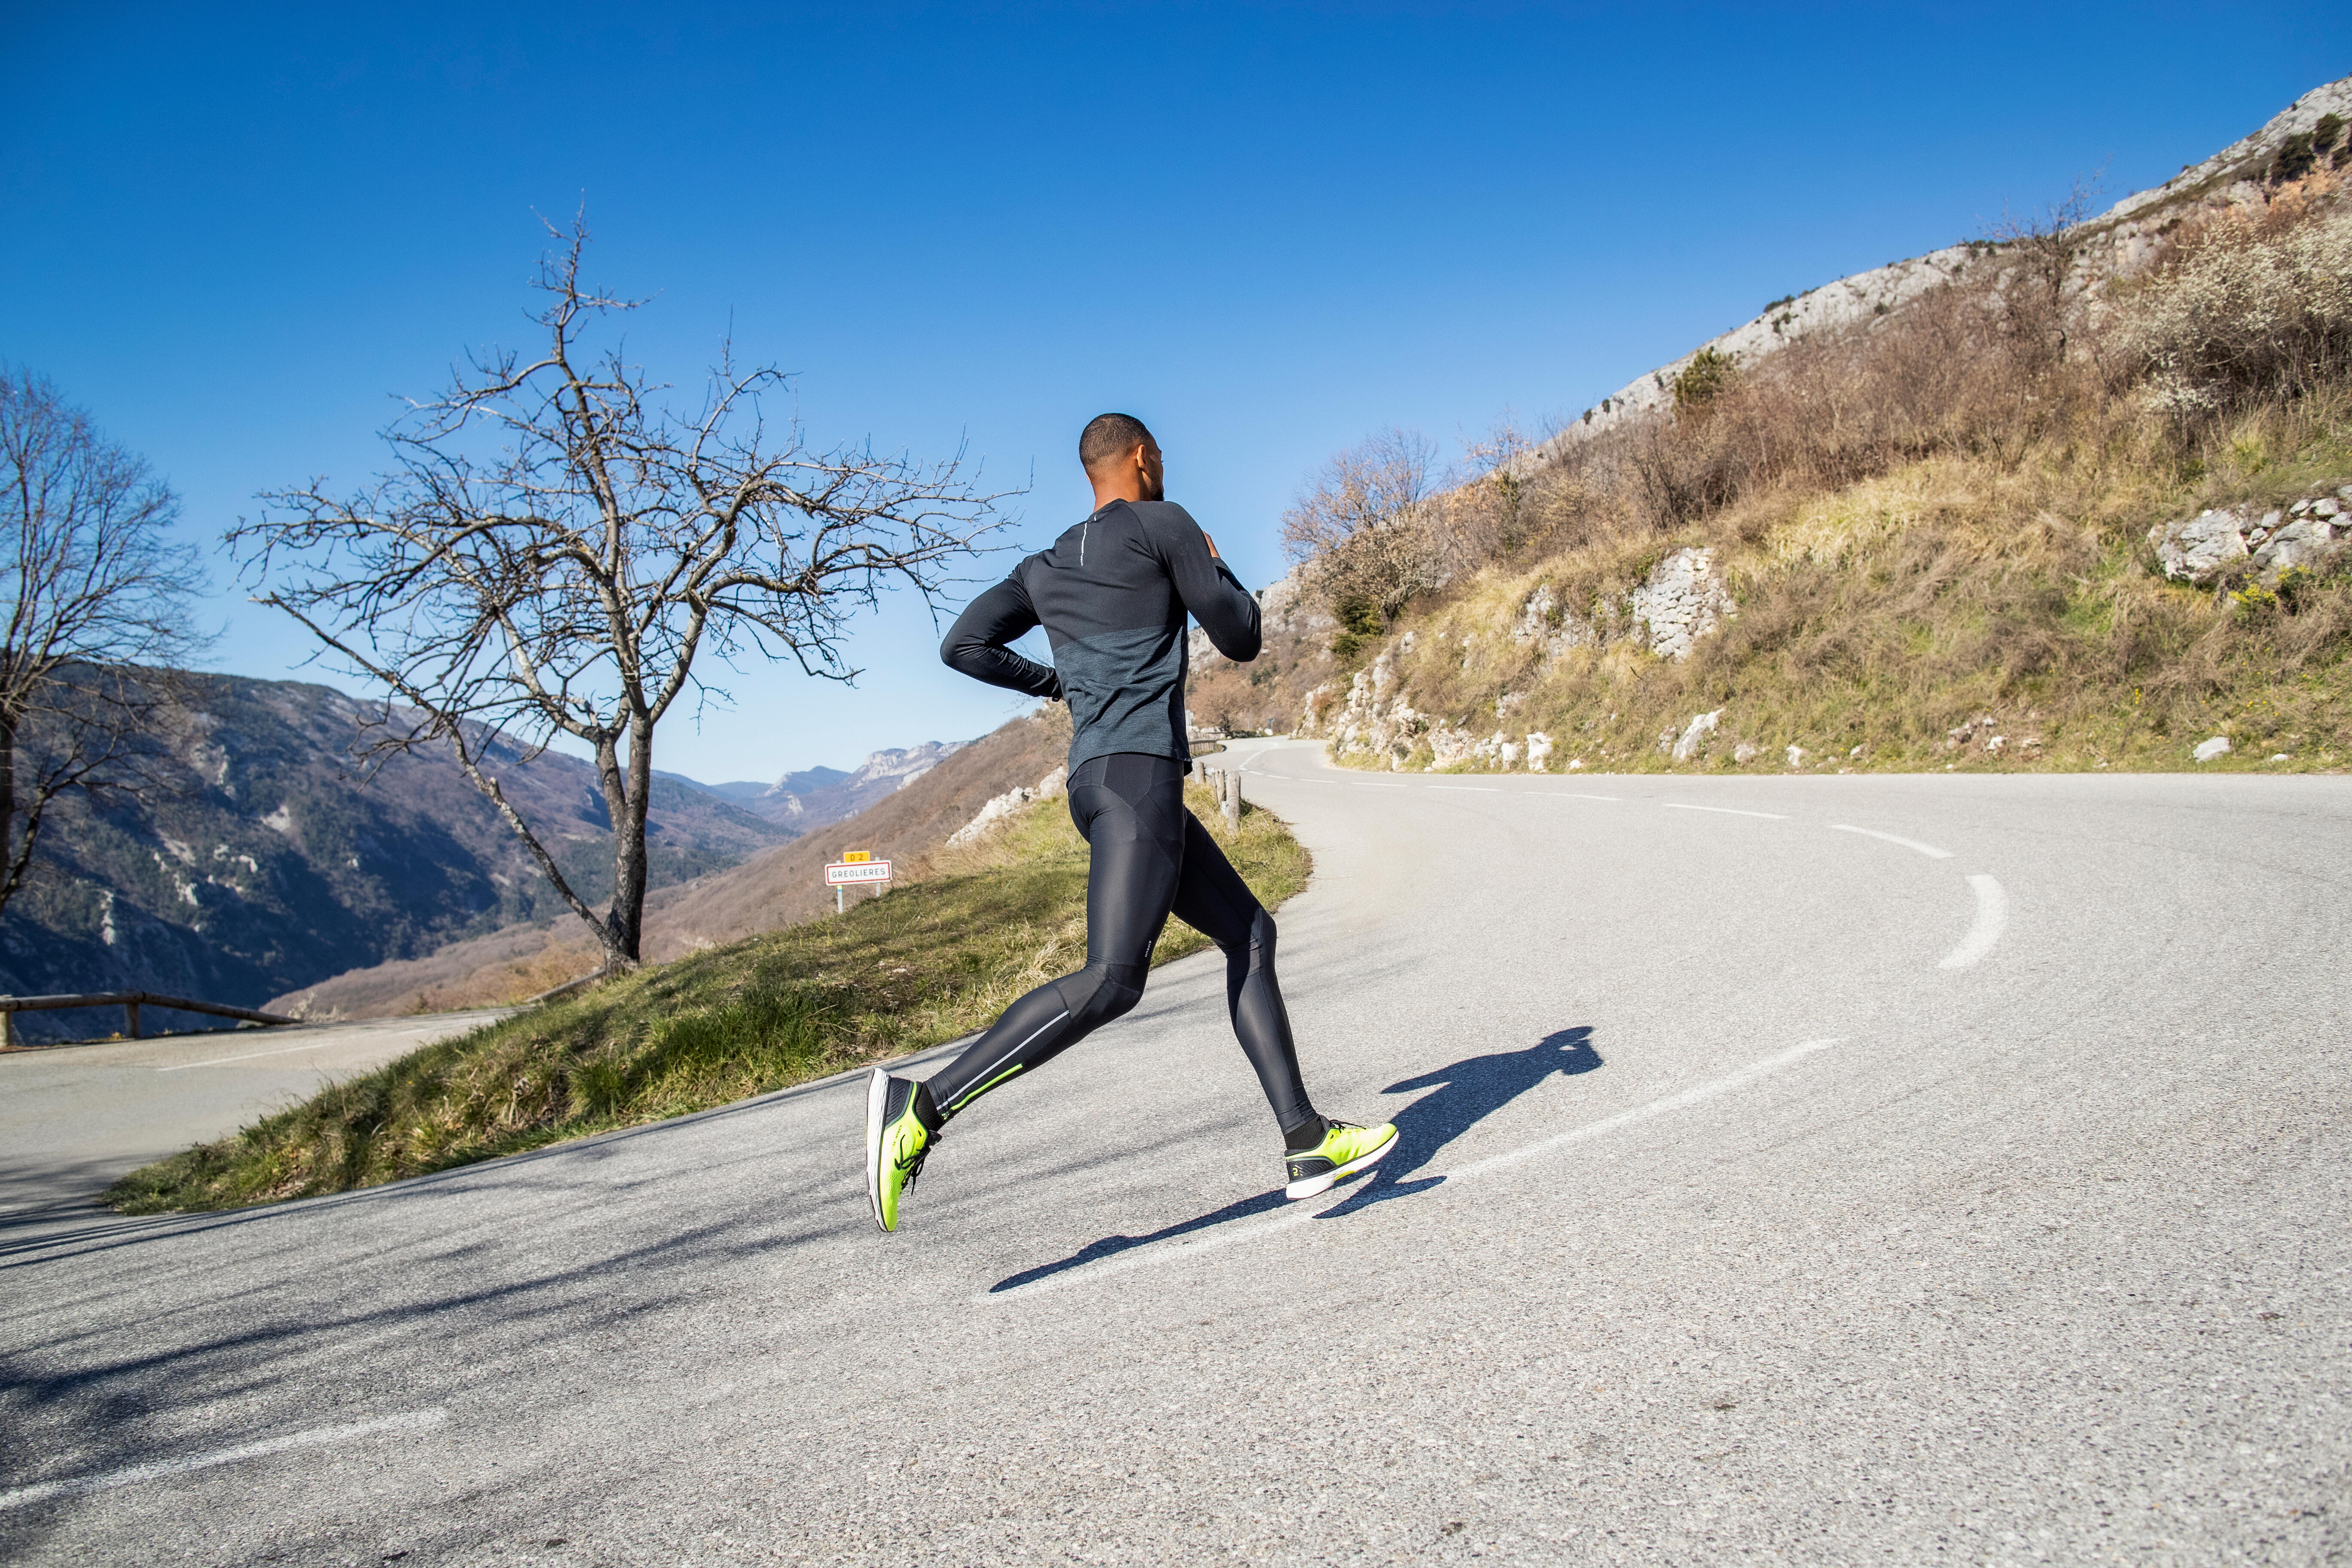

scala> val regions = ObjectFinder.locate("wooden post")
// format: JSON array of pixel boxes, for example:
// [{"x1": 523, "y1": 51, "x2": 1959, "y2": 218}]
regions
[
  {"x1": 125, "y1": 999, "x2": 142, "y2": 1039},
  {"x1": 1223, "y1": 770, "x2": 1241, "y2": 831},
  {"x1": 2, "y1": 1006, "x2": 13, "y2": 1051}
]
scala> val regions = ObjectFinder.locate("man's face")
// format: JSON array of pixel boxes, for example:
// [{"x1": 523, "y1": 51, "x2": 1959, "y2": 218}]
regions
[{"x1": 1138, "y1": 438, "x2": 1165, "y2": 501}]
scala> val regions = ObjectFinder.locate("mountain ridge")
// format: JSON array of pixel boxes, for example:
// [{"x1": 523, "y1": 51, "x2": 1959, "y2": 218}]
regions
[{"x1": 1, "y1": 673, "x2": 793, "y2": 1040}]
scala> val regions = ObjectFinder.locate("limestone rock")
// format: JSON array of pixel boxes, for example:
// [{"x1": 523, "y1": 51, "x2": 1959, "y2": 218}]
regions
[
  {"x1": 2150, "y1": 493, "x2": 2351, "y2": 586},
  {"x1": 1510, "y1": 584, "x2": 1596, "y2": 662},
  {"x1": 1672, "y1": 709, "x2": 1723, "y2": 762},
  {"x1": 1630, "y1": 549, "x2": 1734, "y2": 660},
  {"x1": 946, "y1": 762, "x2": 1070, "y2": 847},
  {"x1": 2150, "y1": 508, "x2": 2252, "y2": 583},
  {"x1": 2193, "y1": 735, "x2": 2232, "y2": 763}
]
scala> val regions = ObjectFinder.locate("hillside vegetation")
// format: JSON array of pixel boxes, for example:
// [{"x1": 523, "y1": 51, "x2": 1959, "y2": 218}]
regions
[
  {"x1": 1210, "y1": 158, "x2": 2352, "y2": 775},
  {"x1": 267, "y1": 706, "x2": 1074, "y2": 1020},
  {"x1": 110, "y1": 776, "x2": 1307, "y2": 1213}
]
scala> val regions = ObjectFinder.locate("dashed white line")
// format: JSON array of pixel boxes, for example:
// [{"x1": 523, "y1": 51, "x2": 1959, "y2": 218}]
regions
[
  {"x1": 1939, "y1": 876, "x2": 2009, "y2": 970},
  {"x1": 1830, "y1": 824, "x2": 1954, "y2": 860},
  {"x1": 1661, "y1": 803, "x2": 1788, "y2": 820},
  {"x1": 989, "y1": 1038, "x2": 1843, "y2": 1299},
  {"x1": 0, "y1": 1408, "x2": 449, "y2": 1512}
]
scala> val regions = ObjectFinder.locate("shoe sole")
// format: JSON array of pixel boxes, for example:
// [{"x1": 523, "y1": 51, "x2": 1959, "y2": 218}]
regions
[
  {"x1": 864, "y1": 1067, "x2": 891, "y2": 1232},
  {"x1": 1284, "y1": 1125, "x2": 1398, "y2": 1200}
]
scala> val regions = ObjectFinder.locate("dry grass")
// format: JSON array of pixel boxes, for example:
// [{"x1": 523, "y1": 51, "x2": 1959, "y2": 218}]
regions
[
  {"x1": 1334, "y1": 389, "x2": 2352, "y2": 774},
  {"x1": 1294, "y1": 188, "x2": 2352, "y2": 775},
  {"x1": 109, "y1": 780, "x2": 1310, "y2": 1213}
]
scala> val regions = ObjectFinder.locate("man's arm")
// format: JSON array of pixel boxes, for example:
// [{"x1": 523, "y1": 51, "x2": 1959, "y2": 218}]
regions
[
  {"x1": 940, "y1": 573, "x2": 1063, "y2": 699},
  {"x1": 1144, "y1": 503, "x2": 1262, "y2": 662}
]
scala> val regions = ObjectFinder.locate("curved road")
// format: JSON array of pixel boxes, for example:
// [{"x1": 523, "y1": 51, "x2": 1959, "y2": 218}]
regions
[{"x1": 3, "y1": 742, "x2": 2346, "y2": 1564}]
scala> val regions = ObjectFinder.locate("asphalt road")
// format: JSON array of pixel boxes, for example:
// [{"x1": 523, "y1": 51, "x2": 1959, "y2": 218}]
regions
[
  {"x1": 3, "y1": 744, "x2": 2346, "y2": 1565},
  {"x1": 0, "y1": 1011, "x2": 513, "y2": 1238}
]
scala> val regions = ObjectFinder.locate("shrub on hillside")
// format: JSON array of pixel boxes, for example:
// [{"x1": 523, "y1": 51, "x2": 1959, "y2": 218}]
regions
[{"x1": 2118, "y1": 205, "x2": 2352, "y2": 413}]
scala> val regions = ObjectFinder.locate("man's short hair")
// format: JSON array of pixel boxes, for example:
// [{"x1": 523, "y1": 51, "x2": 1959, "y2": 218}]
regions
[{"x1": 1080, "y1": 412, "x2": 1153, "y2": 472}]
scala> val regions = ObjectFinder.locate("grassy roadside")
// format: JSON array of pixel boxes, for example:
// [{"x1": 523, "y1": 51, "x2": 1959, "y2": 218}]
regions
[
  {"x1": 1321, "y1": 401, "x2": 2352, "y2": 778},
  {"x1": 108, "y1": 781, "x2": 1308, "y2": 1214}
]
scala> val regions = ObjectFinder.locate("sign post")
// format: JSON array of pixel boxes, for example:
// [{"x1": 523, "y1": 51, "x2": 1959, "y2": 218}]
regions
[{"x1": 824, "y1": 851, "x2": 892, "y2": 913}]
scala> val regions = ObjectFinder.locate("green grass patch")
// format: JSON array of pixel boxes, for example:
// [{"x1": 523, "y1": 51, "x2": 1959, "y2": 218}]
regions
[{"x1": 109, "y1": 783, "x2": 1309, "y2": 1214}]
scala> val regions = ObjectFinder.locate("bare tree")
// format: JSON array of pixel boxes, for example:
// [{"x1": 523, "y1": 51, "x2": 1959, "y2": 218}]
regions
[
  {"x1": 1279, "y1": 427, "x2": 1440, "y2": 631},
  {"x1": 1984, "y1": 176, "x2": 2104, "y2": 367},
  {"x1": 0, "y1": 369, "x2": 203, "y2": 922},
  {"x1": 233, "y1": 218, "x2": 1018, "y2": 970}
]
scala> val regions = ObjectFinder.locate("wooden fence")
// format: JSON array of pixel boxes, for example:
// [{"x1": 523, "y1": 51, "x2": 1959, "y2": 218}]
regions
[{"x1": 0, "y1": 991, "x2": 298, "y2": 1049}]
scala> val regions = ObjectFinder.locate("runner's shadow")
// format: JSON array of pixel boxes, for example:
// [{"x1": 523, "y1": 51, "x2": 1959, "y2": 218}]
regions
[
  {"x1": 987, "y1": 1187, "x2": 1289, "y2": 1292},
  {"x1": 1314, "y1": 1025, "x2": 1601, "y2": 1219},
  {"x1": 986, "y1": 1026, "x2": 1599, "y2": 1292}
]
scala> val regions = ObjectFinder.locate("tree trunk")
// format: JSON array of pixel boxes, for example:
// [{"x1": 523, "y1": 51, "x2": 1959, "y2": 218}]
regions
[
  {"x1": 0, "y1": 713, "x2": 21, "y2": 921},
  {"x1": 595, "y1": 723, "x2": 651, "y2": 965}
]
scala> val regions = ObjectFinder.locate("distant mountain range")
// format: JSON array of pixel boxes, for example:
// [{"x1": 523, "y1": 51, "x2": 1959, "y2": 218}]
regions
[
  {"x1": 657, "y1": 741, "x2": 968, "y2": 830},
  {"x1": 0, "y1": 673, "x2": 793, "y2": 1041},
  {"x1": 270, "y1": 710, "x2": 1068, "y2": 1021}
]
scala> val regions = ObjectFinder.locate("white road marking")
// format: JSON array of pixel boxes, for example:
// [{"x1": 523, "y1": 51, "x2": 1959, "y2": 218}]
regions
[
  {"x1": 0, "y1": 1408, "x2": 448, "y2": 1512},
  {"x1": 1939, "y1": 876, "x2": 2009, "y2": 970},
  {"x1": 1661, "y1": 803, "x2": 1787, "y2": 819},
  {"x1": 991, "y1": 1038, "x2": 1843, "y2": 1299},
  {"x1": 1534, "y1": 792, "x2": 1623, "y2": 801},
  {"x1": 156, "y1": 1032, "x2": 429, "y2": 1072},
  {"x1": 1830, "y1": 824, "x2": 1954, "y2": 860},
  {"x1": 1427, "y1": 785, "x2": 1501, "y2": 792},
  {"x1": 1443, "y1": 1038, "x2": 1840, "y2": 1180}
]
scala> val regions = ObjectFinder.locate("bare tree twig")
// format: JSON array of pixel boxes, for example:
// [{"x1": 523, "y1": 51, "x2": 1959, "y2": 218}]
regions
[{"x1": 0, "y1": 369, "x2": 205, "y2": 922}]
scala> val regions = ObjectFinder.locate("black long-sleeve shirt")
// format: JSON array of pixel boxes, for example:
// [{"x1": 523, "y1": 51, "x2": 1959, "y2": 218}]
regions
[{"x1": 940, "y1": 499, "x2": 1262, "y2": 772}]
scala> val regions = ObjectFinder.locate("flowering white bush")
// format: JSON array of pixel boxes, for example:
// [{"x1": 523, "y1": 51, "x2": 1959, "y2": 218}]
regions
[{"x1": 2118, "y1": 207, "x2": 2352, "y2": 408}]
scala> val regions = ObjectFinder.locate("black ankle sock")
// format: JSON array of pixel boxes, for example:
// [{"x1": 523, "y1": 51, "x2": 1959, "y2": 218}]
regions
[
  {"x1": 913, "y1": 1080, "x2": 944, "y2": 1133},
  {"x1": 1282, "y1": 1114, "x2": 1328, "y2": 1153}
]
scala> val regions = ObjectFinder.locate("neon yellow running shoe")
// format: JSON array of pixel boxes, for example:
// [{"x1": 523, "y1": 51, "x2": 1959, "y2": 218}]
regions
[
  {"x1": 1284, "y1": 1119, "x2": 1398, "y2": 1200},
  {"x1": 865, "y1": 1069, "x2": 942, "y2": 1233}
]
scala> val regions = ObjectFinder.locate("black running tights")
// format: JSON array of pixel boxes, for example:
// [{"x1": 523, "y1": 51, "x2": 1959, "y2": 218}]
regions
[{"x1": 922, "y1": 752, "x2": 1318, "y2": 1135}]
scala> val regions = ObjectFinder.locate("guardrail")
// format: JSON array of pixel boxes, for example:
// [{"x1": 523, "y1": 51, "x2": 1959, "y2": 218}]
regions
[{"x1": 0, "y1": 991, "x2": 298, "y2": 1050}]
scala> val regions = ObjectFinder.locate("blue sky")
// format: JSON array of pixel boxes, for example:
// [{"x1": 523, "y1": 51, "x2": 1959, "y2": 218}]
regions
[{"x1": 4, "y1": 4, "x2": 2344, "y2": 783}]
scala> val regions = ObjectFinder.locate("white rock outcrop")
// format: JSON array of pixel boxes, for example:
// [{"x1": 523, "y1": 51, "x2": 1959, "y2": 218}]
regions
[
  {"x1": 2150, "y1": 490, "x2": 2351, "y2": 587},
  {"x1": 946, "y1": 765, "x2": 1070, "y2": 847},
  {"x1": 2193, "y1": 736, "x2": 2233, "y2": 763},
  {"x1": 1671, "y1": 709, "x2": 1723, "y2": 761},
  {"x1": 1630, "y1": 549, "x2": 1734, "y2": 660},
  {"x1": 1511, "y1": 584, "x2": 1596, "y2": 662}
]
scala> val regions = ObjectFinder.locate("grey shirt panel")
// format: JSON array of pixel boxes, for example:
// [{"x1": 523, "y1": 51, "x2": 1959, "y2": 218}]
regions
[{"x1": 939, "y1": 499, "x2": 1262, "y2": 772}]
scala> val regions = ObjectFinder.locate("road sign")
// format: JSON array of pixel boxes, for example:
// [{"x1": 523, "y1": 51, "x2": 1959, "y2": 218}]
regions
[
  {"x1": 842, "y1": 849, "x2": 872, "y2": 863},
  {"x1": 825, "y1": 859, "x2": 892, "y2": 886}
]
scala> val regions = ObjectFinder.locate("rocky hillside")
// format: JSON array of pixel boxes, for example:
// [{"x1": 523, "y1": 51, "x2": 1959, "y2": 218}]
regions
[
  {"x1": 1194, "y1": 74, "x2": 2352, "y2": 776},
  {"x1": 267, "y1": 706, "x2": 1073, "y2": 1019},
  {"x1": 1530, "y1": 76, "x2": 2352, "y2": 457},
  {"x1": 0, "y1": 673, "x2": 790, "y2": 1041}
]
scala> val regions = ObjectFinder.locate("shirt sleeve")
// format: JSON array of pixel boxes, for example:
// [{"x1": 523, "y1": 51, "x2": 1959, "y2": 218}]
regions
[
  {"x1": 1145, "y1": 504, "x2": 1263, "y2": 662},
  {"x1": 940, "y1": 569, "x2": 1063, "y2": 700}
]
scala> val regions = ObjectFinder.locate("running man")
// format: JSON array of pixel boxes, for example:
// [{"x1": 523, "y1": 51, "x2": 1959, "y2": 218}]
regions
[{"x1": 863, "y1": 412, "x2": 1396, "y2": 1232}]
